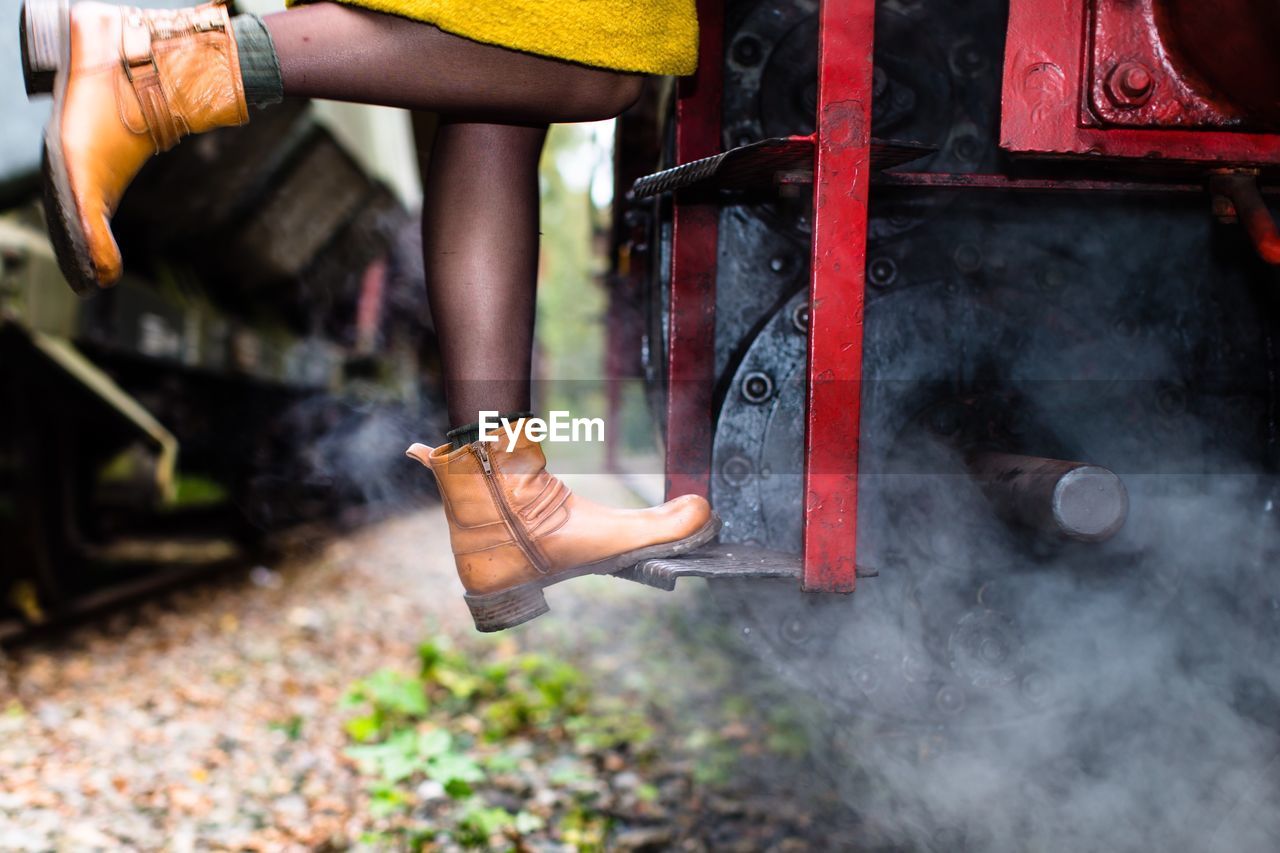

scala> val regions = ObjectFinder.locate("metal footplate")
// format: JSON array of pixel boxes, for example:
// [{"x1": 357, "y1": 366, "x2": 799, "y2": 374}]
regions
[
  {"x1": 631, "y1": 135, "x2": 935, "y2": 199},
  {"x1": 615, "y1": 543, "x2": 803, "y2": 591}
]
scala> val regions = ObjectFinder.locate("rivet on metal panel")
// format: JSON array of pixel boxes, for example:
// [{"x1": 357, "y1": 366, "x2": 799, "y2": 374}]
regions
[
  {"x1": 741, "y1": 371, "x2": 774, "y2": 403},
  {"x1": 732, "y1": 34, "x2": 763, "y2": 67},
  {"x1": 868, "y1": 256, "x2": 899, "y2": 288},
  {"x1": 721, "y1": 454, "x2": 753, "y2": 487},
  {"x1": 935, "y1": 684, "x2": 967, "y2": 714},
  {"x1": 791, "y1": 301, "x2": 809, "y2": 334},
  {"x1": 953, "y1": 243, "x2": 984, "y2": 274},
  {"x1": 1106, "y1": 61, "x2": 1154, "y2": 108}
]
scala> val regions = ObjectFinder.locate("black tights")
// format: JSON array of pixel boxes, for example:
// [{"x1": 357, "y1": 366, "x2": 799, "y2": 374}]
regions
[
  {"x1": 419, "y1": 119, "x2": 546, "y2": 426},
  {"x1": 263, "y1": 4, "x2": 642, "y2": 428}
]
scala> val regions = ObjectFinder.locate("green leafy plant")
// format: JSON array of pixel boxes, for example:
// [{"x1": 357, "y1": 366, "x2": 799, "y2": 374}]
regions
[
  {"x1": 342, "y1": 622, "x2": 827, "y2": 851},
  {"x1": 341, "y1": 636, "x2": 657, "y2": 849},
  {"x1": 268, "y1": 714, "x2": 304, "y2": 741}
]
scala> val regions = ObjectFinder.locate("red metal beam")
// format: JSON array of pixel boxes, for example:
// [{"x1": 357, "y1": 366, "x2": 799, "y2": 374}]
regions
[
  {"x1": 875, "y1": 171, "x2": 1208, "y2": 194},
  {"x1": 802, "y1": 0, "x2": 875, "y2": 592},
  {"x1": 664, "y1": 0, "x2": 724, "y2": 500}
]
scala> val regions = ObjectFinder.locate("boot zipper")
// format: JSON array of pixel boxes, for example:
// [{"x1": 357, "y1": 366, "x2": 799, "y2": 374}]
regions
[{"x1": 473, "y1": 443, "x2": 548, "y2": 573}]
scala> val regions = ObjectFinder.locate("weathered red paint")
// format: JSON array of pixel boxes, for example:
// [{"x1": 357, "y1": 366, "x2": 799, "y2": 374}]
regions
[
  {"x1": 1001, "y1": 0, "x2": 1280, "y2": 164},
  {"x1": 1090, "y1": 0, "x2": 1242, "y2": 129},
  {"x1": 664, "y1": 0, "x2": 724, "y2": 500},
  {"x1": 802, "y1": 0, "x2": 876, "y2": 592}
]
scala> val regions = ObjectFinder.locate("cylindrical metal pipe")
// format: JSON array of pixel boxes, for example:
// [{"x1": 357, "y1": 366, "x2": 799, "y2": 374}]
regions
[
  {"x1": 1209, "y1": 171, "x2": 1280, "y2": 265},
  {"x1": 968, "y1": 452, "x2": 1129, "y2": 542}
]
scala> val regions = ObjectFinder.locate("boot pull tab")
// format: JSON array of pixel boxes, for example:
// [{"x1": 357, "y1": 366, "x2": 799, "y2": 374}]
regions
[{"x1": 405, "y1": 443, "x2": 434, "y2": 467}]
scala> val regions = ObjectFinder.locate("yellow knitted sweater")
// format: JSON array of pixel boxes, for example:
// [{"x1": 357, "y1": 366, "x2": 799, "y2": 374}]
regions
[{"x1": 301, "y1": 0, "x2": 699, "y2": 76}]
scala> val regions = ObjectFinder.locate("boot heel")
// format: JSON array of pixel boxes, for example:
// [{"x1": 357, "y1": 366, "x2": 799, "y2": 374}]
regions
[
  {"x1": 21, "y1": 0, "x2": 68, "y2": 96},
  {"x1": 464, "y1": 583, "x2": 550, "y2": 632}
]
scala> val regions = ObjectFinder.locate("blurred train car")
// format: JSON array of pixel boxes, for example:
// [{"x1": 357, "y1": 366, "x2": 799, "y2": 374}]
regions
[
  {"x1": 0, "y1": 14, "x2": 440, "y2": 629},
  {"x1": 611, "y1": 0, "x2": 1280, "y2": 849}
]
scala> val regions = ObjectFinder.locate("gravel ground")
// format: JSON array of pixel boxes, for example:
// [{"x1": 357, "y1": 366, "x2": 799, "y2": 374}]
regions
[{"x1": 0, "y1": 474, "x2": 855, "y2": 851}]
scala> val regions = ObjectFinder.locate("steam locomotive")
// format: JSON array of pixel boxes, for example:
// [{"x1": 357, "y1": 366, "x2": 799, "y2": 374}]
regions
[
  {"x1": 0, "y1": 73, "x2": 439, "y2": 630},
  {"x1": 611, "y1": 0, "x2": 1280, "y2": 849},
  {"x1": 7, "y1": 0, "x2": 1280, "y2": 843}
]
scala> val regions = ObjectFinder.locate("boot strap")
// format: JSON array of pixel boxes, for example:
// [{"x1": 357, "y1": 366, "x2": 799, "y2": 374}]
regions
[{"x1": 120, "y1": 4, "x2": 229, "y2": 153}]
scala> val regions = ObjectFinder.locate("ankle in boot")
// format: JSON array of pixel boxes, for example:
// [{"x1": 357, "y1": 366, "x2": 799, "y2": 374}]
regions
[{"x1": 406, "y1": 423, "x2": 720, "y2": 632}]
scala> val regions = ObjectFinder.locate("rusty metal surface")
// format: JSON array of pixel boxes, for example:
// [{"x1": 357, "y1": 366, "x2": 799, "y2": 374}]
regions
[
  {"x1": 800, "y1": 0, "x2": 877, "y2": 593},
  {"x1": 1000, "y1": 0, "x2": 1280, "y2": 164},
  {"x1": 664, "y1": 0, "x2": 724, "y2": 501}
]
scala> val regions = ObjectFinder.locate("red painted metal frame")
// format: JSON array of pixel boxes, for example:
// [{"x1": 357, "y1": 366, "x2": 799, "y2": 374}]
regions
[
  {"x1": 1087, "y1": 0, "x2": 1243, "y2": 130},
  {"x1": 664, "y1": 0, "x2": 724, "y2": 500},
  {"x1": 876, "y1": 171, "x2": 1209, "y2": 194},
  {"x1": 1001, "y1": 0, "x2": 1280, "y2": 165},
  {"x1": 801, "y1": 0, "x2": 876, "y2": 592}
]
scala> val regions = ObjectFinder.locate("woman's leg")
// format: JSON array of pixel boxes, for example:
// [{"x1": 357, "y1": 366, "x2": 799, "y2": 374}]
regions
[
  {"x1": 263, "y1": 3, "x2": 642, "y2": 123},
  {"x1": 419, "y1": 119, "x2": 547, "y2": 428},
  {"x1": 30, "y1": 0, "x2": 637, "y2": 291},
  {"x1": 24, "y1": 0, "x2": 717, "y2": 630},
  {"x1": 401, "y1": 117, "x2": 720, "y2": 633},
  {"x1": 266, "y1": 4, "x2": 629, "y2": 426}
]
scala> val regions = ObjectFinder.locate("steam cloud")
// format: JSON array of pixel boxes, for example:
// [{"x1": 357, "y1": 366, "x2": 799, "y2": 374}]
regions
[{"x1": 714, "y1": 195, "x2": 1280, "y2": 852}]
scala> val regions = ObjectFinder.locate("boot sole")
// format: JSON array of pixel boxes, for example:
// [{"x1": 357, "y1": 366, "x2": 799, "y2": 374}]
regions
[
  {"x1": 25, "y1": 0, "x2": 100, "y2": 296},
  {"x1": 21, "y1": 0, "x2": 60, "y2": 96},
  {"x1": 463, "y1": 513, "x2": 723, "y2": 632}
]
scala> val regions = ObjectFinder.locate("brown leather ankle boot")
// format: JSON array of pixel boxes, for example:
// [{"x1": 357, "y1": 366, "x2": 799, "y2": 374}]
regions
[
  {"x1": 22, "y1": 0, "x2": 249, "y2": 293},
  {"x1": 406, "y1": 425, "x2": 720, "y2": 632}
]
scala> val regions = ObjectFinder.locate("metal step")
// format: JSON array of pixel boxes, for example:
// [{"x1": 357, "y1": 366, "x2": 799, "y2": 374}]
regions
[
  {"x1": 631, "y1": 135, "x2": 935, "y2": 199},
  {"x1": 615, "y1": 543, "x2": 802, "y2": 590}
]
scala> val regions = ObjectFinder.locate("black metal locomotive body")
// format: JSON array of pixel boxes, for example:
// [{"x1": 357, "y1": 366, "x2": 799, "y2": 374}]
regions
[
  {"x1": 0, "y1": 86, "x2": 439, "y2": 629},
  {"x1": 612, "y1": 0, "x2": 1280, "y2": 849}
]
